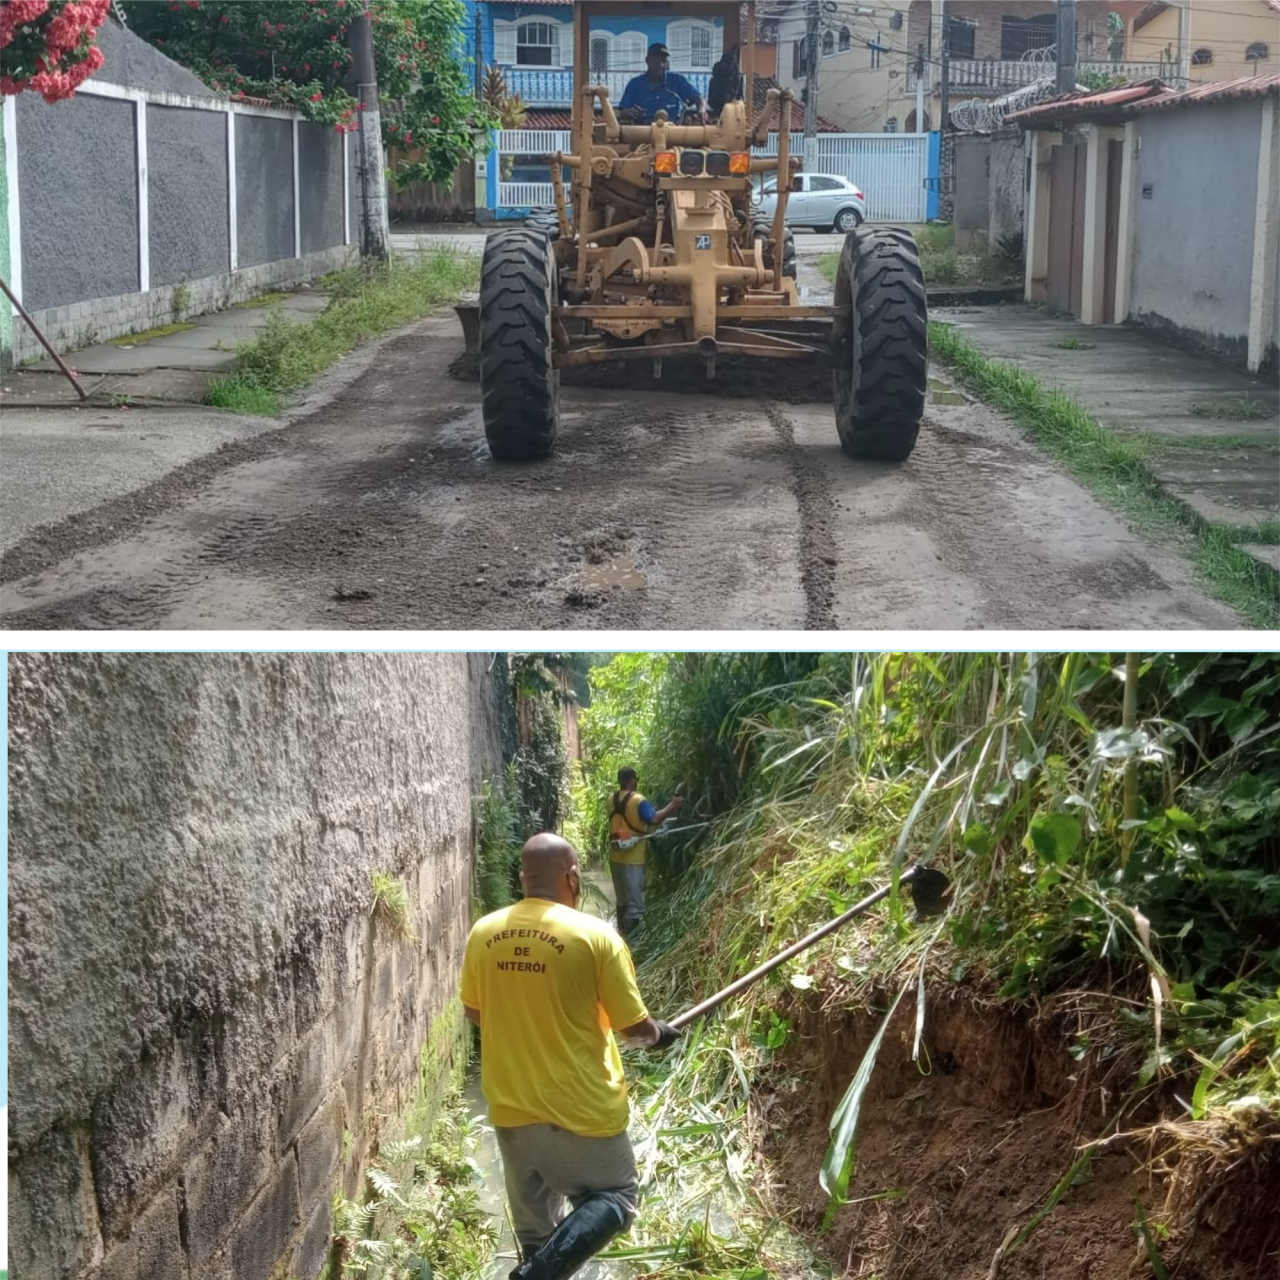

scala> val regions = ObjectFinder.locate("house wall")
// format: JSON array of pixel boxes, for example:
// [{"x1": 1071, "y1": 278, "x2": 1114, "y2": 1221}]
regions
[
  {"x1": 953, "y1": 134, "x2": 991, "y2": 248},
  {"x1": 776, "y1": 0, "x2": 914, "y2": 134},
  {"x1": 1131, "y1": 0, "x2": 1277, "y2": 82},
  {"x1": 8, "y1": 652, "x2": 505, "y2": 1280},
  {"x1": 1129, "y1": 99, "x2": 1262, "y2": 362},
  {"x1": 989, "y1": 130, "x2": 1027, "y2": 249},
  {"x1": 2, "y1": 18, "x2": 358, "y2": 368}
]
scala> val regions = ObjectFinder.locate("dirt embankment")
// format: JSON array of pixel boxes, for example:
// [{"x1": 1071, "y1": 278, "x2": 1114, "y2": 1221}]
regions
[{"x1": 754, "y1": 987, "x2": 1276, "y2": 1280}]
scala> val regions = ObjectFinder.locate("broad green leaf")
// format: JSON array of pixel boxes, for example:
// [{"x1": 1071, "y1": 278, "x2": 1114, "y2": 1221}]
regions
[
  {"x1": 963, "y1": 823, "x2": 993, "y2": 857},
  {"x1": 1028, "y1": 813, "x2": 1081, "y2": 866}
]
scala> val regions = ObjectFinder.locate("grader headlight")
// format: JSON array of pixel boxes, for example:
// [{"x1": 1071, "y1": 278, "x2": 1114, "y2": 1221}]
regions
[{"x1": 679, "y1": 150, "x2": 705, "y2": 176}]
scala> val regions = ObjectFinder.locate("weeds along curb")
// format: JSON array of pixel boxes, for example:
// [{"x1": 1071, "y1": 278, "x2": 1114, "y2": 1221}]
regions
[
  {"x1": 206, "y1": 247, "x2": 481, "y2": 415},
  {"x1": 928, "y1": 320, "x2": 1280, "y2": 630}
]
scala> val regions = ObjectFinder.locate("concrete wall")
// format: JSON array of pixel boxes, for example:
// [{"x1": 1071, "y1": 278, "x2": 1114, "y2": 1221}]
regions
[
  {"x1": 4, "y1": 17, "x2": 359, "y2": 367},
  {"x1": 8, "y1": 653, "x2": 505, "y2": 1280},
  {"x1": 299, "y1": 122, "x2": 346, "y2": 256},
  {"x1": 1130, "y1": 100, "x2": 1261, "y2": 364},
  {"x1": 92, "y1": 15, "x2": 211, "y2": 96},
  {"x1": 236, "y1": 116, "x2": 297, "y2": 270},
  {"x1": 148, "y1": 105, "x2": 230, "y2": 290},
  {"x1": 15, "y1": 90, "x2": 138, "y2": 313}
]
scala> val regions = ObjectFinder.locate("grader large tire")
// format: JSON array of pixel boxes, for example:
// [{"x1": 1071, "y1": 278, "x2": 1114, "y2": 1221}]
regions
[
  {"x1": 479, "y1": 229, "x2": 560, "y2": 461},
  {"x1": 525, "y1": 205, "x2": 560, "y2": 240},
  {"x1": 832, "y1": 226, "x2": 927, "y2": 462}
]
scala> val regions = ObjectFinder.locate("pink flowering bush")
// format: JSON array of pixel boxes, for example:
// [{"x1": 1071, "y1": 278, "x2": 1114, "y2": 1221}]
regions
[{"x1": 0, "y1": 0, "x2": 111, "y2": 102}]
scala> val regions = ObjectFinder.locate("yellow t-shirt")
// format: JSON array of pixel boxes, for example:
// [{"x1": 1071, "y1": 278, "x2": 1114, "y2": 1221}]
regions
[
  {"x1": 609, "y1": 790, "x2": 652, "y2": 866},
  {"x1": 460, "y1": 897, "x2": 650, "y2": 1137}
]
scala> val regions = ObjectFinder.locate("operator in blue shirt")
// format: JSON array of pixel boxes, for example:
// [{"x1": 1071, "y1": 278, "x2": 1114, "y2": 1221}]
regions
[{"x1": 618, "y1": 42, "x2": 708, "y2": 124}]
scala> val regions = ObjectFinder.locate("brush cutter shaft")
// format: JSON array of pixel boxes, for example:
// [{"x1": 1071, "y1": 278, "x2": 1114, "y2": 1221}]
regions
[{"x1": 668, "y1": 865, "x2": 923, "y2": 1031}]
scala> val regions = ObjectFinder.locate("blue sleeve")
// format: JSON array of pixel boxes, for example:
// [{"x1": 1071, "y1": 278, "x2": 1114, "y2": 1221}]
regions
[
  {"x1": 638, "y1": 800, "x2": 657, "y2": 824},
  {"x1": 619, "y1": 74, "x2": 644, "y2": 109},
  {"x1": 670, "y1": 73, "x2": 700, "y2": 100}
]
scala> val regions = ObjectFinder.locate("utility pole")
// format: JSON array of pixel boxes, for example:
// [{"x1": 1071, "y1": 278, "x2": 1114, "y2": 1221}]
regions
[
  {"x1": 1056, "y1": 0, "x2": 1078, "y2": 92},
  {"x1": 939, "y1": 0, "x2": 951, "y2": 218},
  {"x1": 803, "y1": 0, "x2": 819, "y2": 175},
  {"x1": 914, "y1": 42, "x2": 925, "y2": 133},
  {"x1": 939, "y1": 0, "x2": 950, "y2": 136},
  {"x1": 351, "y1": 1, "x2": 389, "y2": 261}
]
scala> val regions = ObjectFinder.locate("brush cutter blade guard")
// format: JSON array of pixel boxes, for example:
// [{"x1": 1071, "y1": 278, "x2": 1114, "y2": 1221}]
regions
[{"x1": 907, "y1": 866, "x2": 952, "y2": 917}]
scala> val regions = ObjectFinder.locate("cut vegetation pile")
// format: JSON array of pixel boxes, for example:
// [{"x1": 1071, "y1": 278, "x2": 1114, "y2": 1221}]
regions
[{"x1": 576, "y1": 653, "x2": 1279, "y2": 1280}]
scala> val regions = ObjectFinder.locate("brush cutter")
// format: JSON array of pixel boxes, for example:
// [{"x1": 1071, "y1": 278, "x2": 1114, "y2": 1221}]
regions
[
  {"x1": 668, "y1": 863, "x2": 951, "y2": 1031},
  {"x1": 609, "y1": 820, "x2": 710, "y2": 851}
]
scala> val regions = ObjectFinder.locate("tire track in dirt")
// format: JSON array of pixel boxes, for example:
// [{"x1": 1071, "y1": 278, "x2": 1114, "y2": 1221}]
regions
[{"x1": 767, "y1": 405, "x2": 838, "y2": 630}]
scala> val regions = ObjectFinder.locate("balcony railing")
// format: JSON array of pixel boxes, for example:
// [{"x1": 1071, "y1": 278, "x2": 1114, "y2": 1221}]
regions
[
  {"x1": 913, "y1": 58, "x2": 1183, "y2": 95},
  {"x1": 503, "y1": 67, "x2": 712, "y2": 107}
]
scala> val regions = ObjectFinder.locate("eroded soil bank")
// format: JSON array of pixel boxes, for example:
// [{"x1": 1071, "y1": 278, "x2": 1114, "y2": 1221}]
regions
[{"x1": 754, "y1": 987, "x2": 1277, "y2": 1280}]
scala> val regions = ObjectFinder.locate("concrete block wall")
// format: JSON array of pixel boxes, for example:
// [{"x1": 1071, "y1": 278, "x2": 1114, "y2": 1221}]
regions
[
  {"x1": 2, "y1": 17, "x2": 368, "y2": 367},
  {"x1": 7, "y1": 653, "x2": 505, "y2": 1280}
]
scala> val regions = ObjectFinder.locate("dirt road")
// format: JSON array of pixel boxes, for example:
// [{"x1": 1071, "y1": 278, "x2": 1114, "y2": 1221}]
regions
[{"x1": 0, "y1": 307, "x2": 1242, "y2": 630}]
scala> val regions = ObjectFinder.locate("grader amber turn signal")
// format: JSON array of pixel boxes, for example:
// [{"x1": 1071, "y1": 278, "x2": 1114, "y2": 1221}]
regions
[
  {"x1": 729, "y1": 152, "x2": 751, "y2": 175},
  {"x1": 654, "y1": 151, "x2": 678, "y2": 174}
]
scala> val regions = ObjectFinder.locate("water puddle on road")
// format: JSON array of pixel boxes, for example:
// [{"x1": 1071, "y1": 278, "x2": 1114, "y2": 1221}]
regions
[{"x1": 576, "y1": 554, "x2": 648, "y2": 592}]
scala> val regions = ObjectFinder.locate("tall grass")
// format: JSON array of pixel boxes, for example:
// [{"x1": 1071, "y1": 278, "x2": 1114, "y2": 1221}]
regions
[{"x1": 206, "y1": 247, "x2": 480, "y2": 414}]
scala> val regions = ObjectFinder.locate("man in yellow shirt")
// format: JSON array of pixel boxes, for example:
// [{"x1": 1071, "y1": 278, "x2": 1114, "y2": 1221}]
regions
[
  {"x1": 461, "y1": 833, "x2": 681, "y2": 1280},
  {"x1": 608, "y1": 768, "x2": 684, "y2": 941}
]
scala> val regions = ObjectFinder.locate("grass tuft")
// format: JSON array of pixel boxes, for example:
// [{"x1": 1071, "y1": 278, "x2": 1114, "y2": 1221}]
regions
[
  {"x1": 1190, "y1": 396, "x2": 1274, "y2": 422},
  {"x1": 929, "y1": 320, "x2": 1279, "y2": 629},
  {"x1": 370, "y1": 870, "x2": 416, "y2": 941},
  {"x1": 205, "y1": 248, "x2": 480, "y2": 415}
]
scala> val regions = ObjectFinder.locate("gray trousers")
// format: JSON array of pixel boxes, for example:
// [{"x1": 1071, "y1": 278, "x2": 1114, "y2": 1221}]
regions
[
  {"x1": 609, "y1": 861, "x2": 645, "y2": 937},
  {"x1": 495, "y1": 1123, "x2": 639, "y2": 1256}
]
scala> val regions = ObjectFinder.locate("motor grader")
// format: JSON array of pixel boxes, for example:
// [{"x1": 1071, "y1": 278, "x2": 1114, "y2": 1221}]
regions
[{"x1": 472, "y1": 0, "x2": 927, "y2": 463}]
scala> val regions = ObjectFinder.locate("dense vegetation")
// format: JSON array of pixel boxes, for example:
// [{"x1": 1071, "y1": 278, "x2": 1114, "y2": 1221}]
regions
[{"x1": 573, "y1": 651, "x2": 1279, "y2": 1277}]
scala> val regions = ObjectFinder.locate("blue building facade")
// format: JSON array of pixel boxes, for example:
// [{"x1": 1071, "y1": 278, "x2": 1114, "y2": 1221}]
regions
[{"x1": 461, "y1": 0, "x2": 718, "y2": 218}]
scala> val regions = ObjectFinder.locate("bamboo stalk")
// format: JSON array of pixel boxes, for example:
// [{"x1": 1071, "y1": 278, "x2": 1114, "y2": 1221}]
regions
[{"x1": 1120, "y1": 651, "x2": 1139, "y2": 868}]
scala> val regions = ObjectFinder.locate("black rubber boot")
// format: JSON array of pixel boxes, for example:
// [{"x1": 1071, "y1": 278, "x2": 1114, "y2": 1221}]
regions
[{"x1": 509, "y1": 1195, "x2": 629, "y2": 1280}]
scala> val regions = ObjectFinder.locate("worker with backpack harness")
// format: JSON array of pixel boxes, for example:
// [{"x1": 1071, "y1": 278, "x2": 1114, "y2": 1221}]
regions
[{"x1": 608, "y1": 768, "x2": 683, "y2": 941}]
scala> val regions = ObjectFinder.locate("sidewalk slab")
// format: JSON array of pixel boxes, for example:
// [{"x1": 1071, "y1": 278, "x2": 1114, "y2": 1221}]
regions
[
  {"x1": 934, "y1": 304, "x2": 1280, "y2": 559},
  {"x1": 22, "y1": 285, "x2": 332, "y2": 373}
]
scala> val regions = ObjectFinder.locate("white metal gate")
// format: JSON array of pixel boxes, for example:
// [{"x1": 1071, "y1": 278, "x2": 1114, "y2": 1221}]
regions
[
  {"x1": 496, "y1": 129, "x2": 570, "y2": 209},
  {"x1": 495, "y1": 130, "x2": 931, "y2": 223},
  {"x1": 753, "y1": 133, "x2": 930, "y2": 223}
]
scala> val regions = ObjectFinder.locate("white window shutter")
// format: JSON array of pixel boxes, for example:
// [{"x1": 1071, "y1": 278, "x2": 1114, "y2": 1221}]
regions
[
  {"x1": 618, "y1": 31, "x2": 645, "y2": 69},
  {"x1": 668, "y1": 22, "x2": 693, "y2": 68},
  {"x1": 712, "y1": 23, "x2": 723, "y2": 62},
  {"x1": 494, "y1": 21, "x2": 516, "y2": 64},
  {"x1": 550, "y1": 20, "x2": 562, "y2": 66}
]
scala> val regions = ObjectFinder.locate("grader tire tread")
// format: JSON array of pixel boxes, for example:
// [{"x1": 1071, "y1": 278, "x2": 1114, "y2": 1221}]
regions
[
  {"x1": 833, "y1": 225, "x2": 927, "y2": 463},
  {"x1": 479, "y1": 228, "x2": 559, "y2": 461}
]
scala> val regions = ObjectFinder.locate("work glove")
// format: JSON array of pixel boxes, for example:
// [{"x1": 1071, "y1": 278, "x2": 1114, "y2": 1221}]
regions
[{"x1": 651, "y1": 1020, "x2": 682, "y2": 1051}]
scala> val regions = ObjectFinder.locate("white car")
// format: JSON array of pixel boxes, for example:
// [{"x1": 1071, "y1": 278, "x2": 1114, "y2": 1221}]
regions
[{"x1": 754, "y1": 173, "x2": 867, "y2": 233}]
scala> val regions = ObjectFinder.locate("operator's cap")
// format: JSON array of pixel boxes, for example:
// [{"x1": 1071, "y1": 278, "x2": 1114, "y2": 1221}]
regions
[{"x1": 647, "y1": 42, "x2": 669, "y2": 57}]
